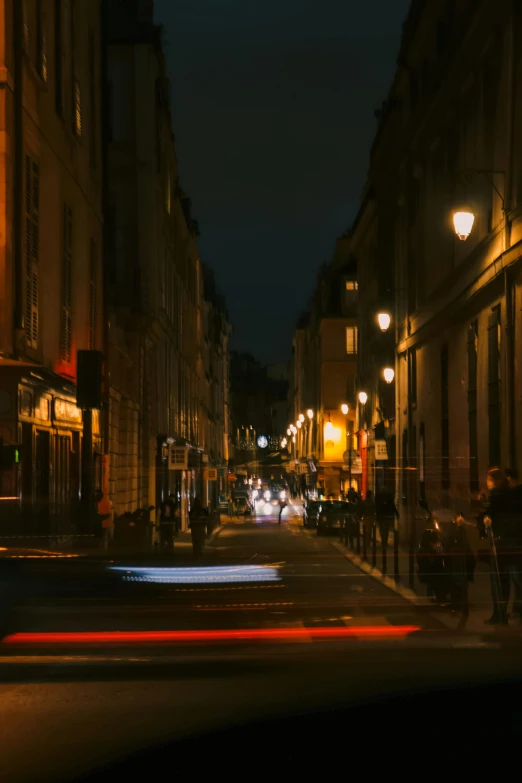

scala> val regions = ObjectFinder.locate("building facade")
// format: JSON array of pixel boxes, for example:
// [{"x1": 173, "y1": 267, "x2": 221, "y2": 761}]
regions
[
  {"x1": 356, "y1": 0, "x2": 522, "y2": 527},
  {"x1": 104, "y1": 0, "x2": 230, "y2": 526},
  {"x1": 0, "y1": 0, "x2": 103, "y2": 532},
  {"x1": 290, "y1": 236, "x2": 360, "y2": 497}
]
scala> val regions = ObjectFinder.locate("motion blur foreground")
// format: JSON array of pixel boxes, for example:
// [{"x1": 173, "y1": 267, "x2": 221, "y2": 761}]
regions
[{"x1": 1, "y1": 497, "x2": 522, "y2": 780}]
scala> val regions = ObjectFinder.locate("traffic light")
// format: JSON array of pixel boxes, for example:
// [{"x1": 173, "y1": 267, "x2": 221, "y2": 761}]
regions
[{"x1": 0, "y1": 438, "x2": 22, "y2": 469}]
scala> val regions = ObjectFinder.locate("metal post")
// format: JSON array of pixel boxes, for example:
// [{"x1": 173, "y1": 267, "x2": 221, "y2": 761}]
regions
[
  {"x1": 394, "y1": 519, "x2": 399, "y2": 583},
  {"x1": 81, "y1": 409, "x2": 94, "y2": 533}
]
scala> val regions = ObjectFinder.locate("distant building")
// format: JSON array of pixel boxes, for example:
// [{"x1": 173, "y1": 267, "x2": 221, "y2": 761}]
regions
[{"x1": 290, "y1": 235, "x2": 359, "y2": 497}]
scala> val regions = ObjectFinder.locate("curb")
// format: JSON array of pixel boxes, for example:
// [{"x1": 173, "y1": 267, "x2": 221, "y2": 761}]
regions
[{"x1": 330, "y1": 541, "x2": 423, "y2": 606}]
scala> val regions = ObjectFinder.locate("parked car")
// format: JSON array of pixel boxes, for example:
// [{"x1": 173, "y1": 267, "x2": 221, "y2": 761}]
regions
[
  {"x1": 303, "y1": 500, "x2": 321, "y2": 528},
  {"x1": 317, "y1": 501, "x2": 353, "y2": 535}
]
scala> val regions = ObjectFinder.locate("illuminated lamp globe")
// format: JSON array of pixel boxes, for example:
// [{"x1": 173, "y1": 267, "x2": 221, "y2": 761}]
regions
[
  {"x1": 287, "y1": 428, "x2": 291, "y2": 436},
  {"x1": 298, "y1": 414, "x2": 305, "y2": 422},
  {"x1": 307, "y1": 409, "x2": 314, "y2": 419},
  {"x1": 296, "y1": 420, "x2": 302, "y2": 429},
  {"x1": 453, "y1": 210, "x2": 475, "y2": 241},
  {"x1": 341, "y1": 404, "x2": 349, "y2": 415},
  {"x1": 383, "y1": 367, "x2": 395, "y2": 384},
  {"x1": 358, "y1": 391, "x2": 368, "y2": 405},
  {"x1": 377, "y1": 312, "x2": 391, "y2": 332}
]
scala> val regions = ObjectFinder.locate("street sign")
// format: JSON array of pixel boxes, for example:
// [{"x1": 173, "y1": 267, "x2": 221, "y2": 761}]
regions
[
  {"x1": 205, "y1": 468, "x2": 218, "y2": 481},
  {"x1": 374, "y1": 440, "x2": 388, "y2": 460},
  {"x1": 168, "y1": 445, "x2": 188, "y2": 470}
]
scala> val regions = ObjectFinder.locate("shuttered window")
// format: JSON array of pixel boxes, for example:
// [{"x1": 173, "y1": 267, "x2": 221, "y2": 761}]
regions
[
  {"x1": 61, "y1": 204, "x2": 73, "y2": 363},
  {"x1": 25, "y1": 155, "x2": 40, "y2": 351},
  {"x1": 89, "y1": 239, "x2": 97, "y2": 349}
]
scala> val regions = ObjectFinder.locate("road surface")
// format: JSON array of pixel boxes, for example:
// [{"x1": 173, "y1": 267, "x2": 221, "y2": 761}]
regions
[{"x1": 1, "y1": 503, "x2": 521, "y2": 781}]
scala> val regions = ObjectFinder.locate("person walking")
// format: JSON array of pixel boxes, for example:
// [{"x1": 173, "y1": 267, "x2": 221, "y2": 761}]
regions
[
  {"x1": 478, "y1": 468, "x2": 515, "y2": 625},
  {"x1": 189, "y1": 497, "x2": 208, "y2": 558},
  {"x1": 278, "y1": 495, "x2": 287, "y2": 524},
  {"x1": 359, "y1": 489, "x2": 376, "y2": 555},
  {"x1": 158, "y1": 494, "x2": 177, "y2": 551},
  {"x1": 375, "y1": 489, "x2": 399, "y2": 574}
]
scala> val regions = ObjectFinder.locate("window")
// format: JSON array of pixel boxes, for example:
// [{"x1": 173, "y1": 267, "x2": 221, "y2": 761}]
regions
[
  {"x1": 468, "y1": 321, "x2": 479, "y2": 491},
  {"x1": 89, "y1": 30, "x2": 96, "y2": 168},
  {"x1": 25, "y1": 155, "x2": 40, "y2": 351},
  {"x1": 54, "y1": 0, "x2": 63, "y2": 115},
  {"x1": 488, "y1": 306, "x2": 501, "y2": 467},
  {"x1": 441, "y1": 344, "x2": 450, "y2": 490},
  {"x1": 89, "y1": 240, "x2": 97, "y2": 349},
  {"x1": 37, "y1": 0, "x2": 48, "y2": 82},
  {"x1": 346, "y1": 326, "x2": 358, "y2": 355},
  {"x1": 61, "y1": 204, "x2": 73, "y2": 364},
  {"x1": 345, "y1": 280, "x2": 358, "y2": 291}
]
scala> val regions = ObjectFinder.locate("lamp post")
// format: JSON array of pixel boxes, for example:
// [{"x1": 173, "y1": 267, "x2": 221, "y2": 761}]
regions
[
  {"x1": 307, "y1": 409, "x2": 313, "y2": 457},
  {"x1": 341, "y1": 403, "x2": 351, "y2": 494}
]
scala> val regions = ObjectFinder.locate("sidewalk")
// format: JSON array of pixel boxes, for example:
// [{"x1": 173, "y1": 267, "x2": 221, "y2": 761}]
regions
[
  {"x1": 0, "y1": 522, "x2": 224, "y2": 563},
  {"x1": 288, "y1": 498, "x2": 518, "y2": 633},
  {"x1": 332, "y1": 531, "x2": 513, "y2": 634}
]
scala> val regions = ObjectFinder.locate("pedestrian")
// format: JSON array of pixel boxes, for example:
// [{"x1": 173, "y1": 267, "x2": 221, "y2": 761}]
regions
[
  {"x1": 359, "y1": 489, "x2": 376, "y2": 553},
  {"x1": 278, "y1": 495, "x2": 287, "y2": 524},
  {"x1": 375, "y1": 489, "x2": 399, "y2": 572},
  {"x1": 95, "y1": 490, "x2": 112, "y2": 543},
  {"x1": 503, "y1": 468, "x2": 522, "y2": 618},
  {"x1": 158, "y1": 494, "x2": 177, "y2": 550},
  {"x1": 189, "y1": 497, "x2": 208, "y2": 558},
  {"x1": 478, "y1": 467, "x2": 517, "y2": 625}
]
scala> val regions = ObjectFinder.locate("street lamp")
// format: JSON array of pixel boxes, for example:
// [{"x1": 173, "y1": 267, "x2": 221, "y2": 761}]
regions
[
  {"x1": 307, "y1": 409, "x2": 313, "y2": 419},
  {"x1": 298, "y1": 413, "x2": 305, "y2": 423},
  {"x1": 358, "y1": 391, "x2": 368, "y2": 405},
  {"x1": 383, "y1": 367, "x2": 395, "y2": 384},
  {"x1": 377, "y1": 312, "x2": 391, "y2": 332},
  {"x1": 296, "y1": 420, "x2": 302, "y2": 428},
  {"x1": 281, "y1": 437, "x2": 287, "y2": 448},
  {"x1": 341, "y1": 403, "x2": 351, "y2": 493},
  {"x1": 287, "y1": 428, "x2": 291, "y2": 436},
  {"x1": 453, "y1": 210, "x2": 475, "y2": 240}
]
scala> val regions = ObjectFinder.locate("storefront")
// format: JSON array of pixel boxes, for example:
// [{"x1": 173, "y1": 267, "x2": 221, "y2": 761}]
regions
[{"x1": 0, "y1": 366, "x2": 101, "y2": 535}]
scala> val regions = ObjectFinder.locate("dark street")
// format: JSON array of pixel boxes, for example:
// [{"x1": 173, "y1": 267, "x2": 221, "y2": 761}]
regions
[{"x1": 2, "y1": 503, "x2": 522, "y2": 781}]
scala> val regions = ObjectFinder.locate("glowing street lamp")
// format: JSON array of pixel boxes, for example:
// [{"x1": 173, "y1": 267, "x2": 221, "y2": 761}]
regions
[
  {"x1": 377, "y1": 312, "x2": 391, "y2": 332},
  {"x1": 287, "y1": 428, "x2": 291, "y2": 436},
  {"x1": 281, "y1": 437, "x2": 287, "y2": 448},
  {"x1": 341, "y1": 403, "x2": 349, "y2": 415},
  {"x1": 358, "y1": 391, "x2": 368, "y2": 405},
  {"x1": 296, "y1": 420, "x2": 302, "y2": 429},
  {"x1": 383, "y1": 367, "x2": 395, "y2": 384},
  {"x1": 298, "y1": 413, "x2": 305, "y2": 423},
  {"x1": 307, "y1": 409, "x2": 313, "y2": 419},
  {"x1": 453, "y1": 210, "x2": 475, "y2": 240}
]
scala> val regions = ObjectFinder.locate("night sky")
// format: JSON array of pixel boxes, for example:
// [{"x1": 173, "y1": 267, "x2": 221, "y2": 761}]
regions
[{"x1": 154, "y1": 0, "x2": 411, "y2": 363}]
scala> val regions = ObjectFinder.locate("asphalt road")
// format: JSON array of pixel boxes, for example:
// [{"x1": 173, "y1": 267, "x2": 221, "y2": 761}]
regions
[{"x1": 2, "y1": 504, "x2": 522, "y2": 781}]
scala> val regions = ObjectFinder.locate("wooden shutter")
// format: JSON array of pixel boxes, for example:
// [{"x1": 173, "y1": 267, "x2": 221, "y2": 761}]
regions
[
  {"x1": 61, "y1": 204, "x2": 73, "y2": 363},
  {"x1": 25, "y1": 155, "x2": 39, "y2": 350}
]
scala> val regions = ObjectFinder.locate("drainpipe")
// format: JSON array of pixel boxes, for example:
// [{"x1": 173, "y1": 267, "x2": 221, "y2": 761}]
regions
[{"x1": 13, "y1": 0, "x2": 24, "y2": 349}]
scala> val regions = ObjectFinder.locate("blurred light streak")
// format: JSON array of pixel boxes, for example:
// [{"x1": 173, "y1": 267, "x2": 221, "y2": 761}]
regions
[
  {"x1": 2, "y1": 625, "x2": 421, "y2": 646},
  {"x1": 109, "y1": 565, "x2": 281, "y2": 584}
]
